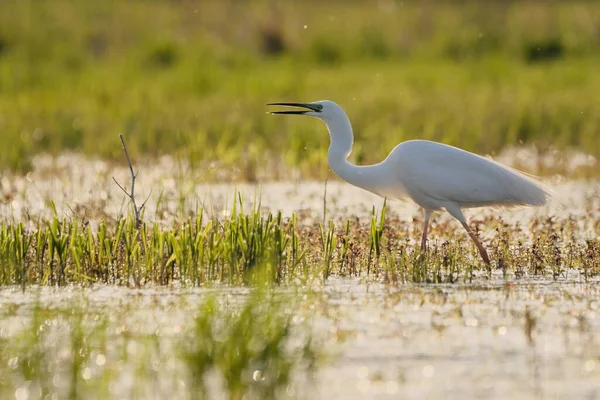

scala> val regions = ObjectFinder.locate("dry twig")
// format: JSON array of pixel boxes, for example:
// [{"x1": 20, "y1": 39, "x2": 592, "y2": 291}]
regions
[{"x1": 112, "y1": 134, "x2": 151, "y2": 228}]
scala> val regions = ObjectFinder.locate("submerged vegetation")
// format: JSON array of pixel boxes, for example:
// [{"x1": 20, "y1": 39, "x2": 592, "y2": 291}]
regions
[{"x1": 0, "y1": 0, "x2": 599, "y2": 175}]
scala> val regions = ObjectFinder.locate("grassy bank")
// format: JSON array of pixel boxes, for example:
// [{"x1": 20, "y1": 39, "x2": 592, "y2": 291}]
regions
[{"x1": 0, "y1": 0, "x2": 599, "y2": 175}]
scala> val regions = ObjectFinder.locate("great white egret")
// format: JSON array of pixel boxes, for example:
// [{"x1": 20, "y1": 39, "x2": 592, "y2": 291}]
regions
[{"x1": 268, "y1": 100, "x2": 552, "y2": 264}]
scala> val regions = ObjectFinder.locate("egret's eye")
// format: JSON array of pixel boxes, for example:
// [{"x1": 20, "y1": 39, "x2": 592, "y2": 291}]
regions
[{"x1": 315, "y1": 104, "x2": 323, "y2": 111}]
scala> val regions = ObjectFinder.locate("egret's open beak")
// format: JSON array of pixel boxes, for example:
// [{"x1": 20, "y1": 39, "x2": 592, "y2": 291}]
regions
[{"x1": 266, "y1": 102, "x2": 321, "y2": 115}]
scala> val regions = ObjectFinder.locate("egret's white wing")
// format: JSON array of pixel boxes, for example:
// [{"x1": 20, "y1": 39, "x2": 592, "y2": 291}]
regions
[{"x1": 392, "y1": 140, "x2": 550, "y2": 208}]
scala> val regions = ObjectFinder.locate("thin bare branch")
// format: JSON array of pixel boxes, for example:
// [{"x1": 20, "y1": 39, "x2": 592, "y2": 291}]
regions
[
  {"x1": 139, "y1": 189, "x2": 153, "y2": 213},
  {"x1": 112, "y1": 133, "x2": 144, "y2": 228},
  {"x1": 112, "y1": 177, "x2": 132, "y2": 199}
]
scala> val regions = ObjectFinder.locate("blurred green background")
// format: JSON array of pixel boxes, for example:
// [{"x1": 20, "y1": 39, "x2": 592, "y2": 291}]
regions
[{"x1": 1, "y1": 0, "x2": 599, "y2": 177}]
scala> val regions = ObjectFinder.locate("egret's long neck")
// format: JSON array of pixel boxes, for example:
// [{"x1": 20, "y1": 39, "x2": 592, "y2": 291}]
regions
[{"x1": 324, "y1": 113, "x2": 381, "y2": 192}]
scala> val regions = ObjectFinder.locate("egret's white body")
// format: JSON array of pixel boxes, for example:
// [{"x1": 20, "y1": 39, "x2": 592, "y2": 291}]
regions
[{"x1": 268, "y1": 100, "x2": 551, "y2": 263}]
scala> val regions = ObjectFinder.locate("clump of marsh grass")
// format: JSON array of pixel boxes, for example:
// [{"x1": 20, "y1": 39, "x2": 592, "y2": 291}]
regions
[
  {"x1": 0, "y1": 197, "x2": 312, "y2": 287},
  {"x1": 182, "y1": 290, "x2": 320, "y2": 400},
  {"x1": 0, "y1": 194, "x2": 599, "y2": 287}
]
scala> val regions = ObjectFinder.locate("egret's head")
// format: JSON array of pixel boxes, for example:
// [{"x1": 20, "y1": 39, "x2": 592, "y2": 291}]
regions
[
  {"x1": 267, "y1": 100, "x2": 344, "y2": 122},
  {"x1": 268, "y1": 100, "x2": 354, "y2": 154}
]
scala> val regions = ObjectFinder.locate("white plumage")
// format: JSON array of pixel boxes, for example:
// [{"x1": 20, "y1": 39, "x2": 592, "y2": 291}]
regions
[
  {"x1": 385, "y1": 139, "x2": 550, "y2": 209},
  {"x1": 269, "y1": 100, "x2": 552, "y2": 264}
]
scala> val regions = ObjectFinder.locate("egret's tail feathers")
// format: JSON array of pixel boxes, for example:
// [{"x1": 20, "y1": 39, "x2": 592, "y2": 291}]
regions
[
  {"x1": 459, "y1": 161, "x2": 558, "y2": 210},
  {"x1": 504, "y1": 168, "x2": 555, "y2": 208}
]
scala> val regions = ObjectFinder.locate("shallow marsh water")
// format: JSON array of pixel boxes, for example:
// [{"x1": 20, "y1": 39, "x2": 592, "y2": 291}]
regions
[
  {"x1": 318, "y1": 276, "x2": 600, "y2": 400},
  {"x1": 0, "y1": 154, "x2": 599, "y2": 399},
  {"x1": 1, "y1": 276, "x2": 600, "y2": 399}
]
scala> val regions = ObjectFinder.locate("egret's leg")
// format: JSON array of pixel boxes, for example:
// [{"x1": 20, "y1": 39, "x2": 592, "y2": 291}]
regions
[
  {"x1": 460, "y1": 221, "x2": 490, "y2": 265},
  {"x1": 421, "y1": 210, "x2": 431, "y2": 252},
  {"x1": 444, "y1": 204, "x2": 490, "y2": 265}
]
